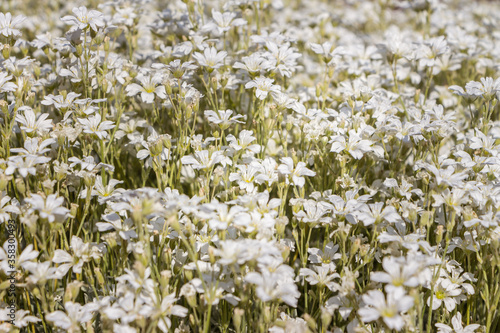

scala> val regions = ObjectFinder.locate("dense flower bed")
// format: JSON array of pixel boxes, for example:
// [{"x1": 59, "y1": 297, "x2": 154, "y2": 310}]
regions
[{"x1": 1, "y1": 0, "x2": 499, "y2": 332}]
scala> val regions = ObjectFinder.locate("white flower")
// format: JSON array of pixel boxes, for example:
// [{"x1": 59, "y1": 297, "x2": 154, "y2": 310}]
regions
[
  {"x1": 0, "y1": 242, "x2": 38, "y2": 273},
  {"x1": 77, "y1": 113, "x2": 115, "y2": 139},
  {"x1": 215, "y1": 239, "x2": 252, "y2": 265},
  {"x1": 277, "y1": 157, "x2": 316, "y2": 187},
  {"x1": 359, "y1": 286, "x2": 414, "y2": 331},
  {"x1": 15, "y1": 107, "x2": 53, "y2": 134},
  {"x1": 136, "y1": 128, "x2": 171, "y2": 168},
  {"x1": 227, "y1": 130, "x2": 260, "y2": 154},
  {"x1": 432, "y1": 188, "x2": 469, "y2": 214},
  {"x1": 294, "y1": 200, "x2": 331, "y2": 224},
  {"x1": 371, "y1": 256, "x2": 421, "y2": 287},
  {"x1": 425, "y1": 164, "x2": 468, "y2": 187},
  {"x1": 256, "y1": 157, "x2": 279, "y2": 186},
  {"x1": 113, "y1": 324, "x2": 137, "y2": 333},
  {"x1": 464, "y1": 77, "x2": 500, "y2": 99},
  {"x1": 52, "y1": 236, "x2": 99, "y2": 276},
  {"x1": 46, "y1": 302, "x2": 97, "y2": 333},
  {"x1": 181, "y1": 150, "x2": 224, "y2": 170},
  {"x1": 269, "y1": 313, "x2": 309, "y2": 333},
  {"x1": 299, "y1": 265, "x2": 339, "y2": 291},
  {"x1": 357, "y1": 202, "x2": 402, "y2": 226},
  {"x1": 0, "y1": 12, "x2": 26, "y2": 38},
  {"x1": 25, "y1": 194, "x2": 70, "y2": 223},
  {"x1": 103, "y1": 291, "x2": 144, "y2": 324},
  {"x1": 125, "y1": 73, "x2": 167, "y2": 103},
  {"x1": 0, "y1": 72, "x2": 17, "y2": 93},
  {"x1": 0, "y1": 309, "x2": 40, "y2": 328},
  {"x1": 435, "y1": 313, "x2": 480, "y2": 333},
  {"x1": 96, "y1": 213, "x2": 137, "y2": 240},
  {"x1": 417, "y1": 36, "x2": 449, "y2": 67},
  {"x1": 205, "y1": 109, "x2": 245, "y2": 130},
  {"x1": 330, "y1": 129, "x2": 373, "y2": 159},
  {"x1": 90, "y1": 176, "x2": 123, "y2": 204},
  {"x1": 245, "y1": 76, "x2": 281, "y2": 100},
  {"x1": 245, "y1": 270, "x2": 300, "y2": 307},
  {"x1": 204, "y1": 202, "x2": 250, "y2": 230},
  {"x1": 41, "y1": 92, "x2": 81, "y2": 110},
  {"x1": 0, "y1": 192, "x2": 20, "y2": 223},
  {"x1": 264, "y1": 41, "x2": 301, "y2": 78},
  {"x1": 192, "y1": 47, "x2": 227, "y2": 70},
  {"x1": 427, "y1": 278, "x2": 463, "y2": 311},
  {"x1": 229, "y1": 162, "x2": 264, "y2": 193},
  {"x1": 61, "y1": 6, "x2": 105, "y2": 31},
  {"x1": 308, "y1": 242, "x2": 341, "y2": 269},
  {"x1": 210, "y1": 9, "x2": 246, "y2": 33},
  {"x1": 233, "y1": 54, "x2": 270, "y2": 74},
  {"x1": 464, "y1": 211, "x2": 499, "y2": 228},
  {"x1": 154, "y1": 293, "x2": 188, "y2": 332},
  {"x1": 24, "y1": 261, "x2": 59, "y2": 284},
  {"x1": 165, "y1": 59, "x2": 198, "y2": 79},
  {"x1": 6, "y1": 155, "x2": 50, "y2": 178}
]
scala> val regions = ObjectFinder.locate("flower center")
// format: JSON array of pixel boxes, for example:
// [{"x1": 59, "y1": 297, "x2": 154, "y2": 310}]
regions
[{"x1": 436, "y1": 290, "x2": 446, "y2": 300}]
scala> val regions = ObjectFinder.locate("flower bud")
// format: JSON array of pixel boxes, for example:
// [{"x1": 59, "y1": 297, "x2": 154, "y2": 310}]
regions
[
  {"x1": 64, "y1": 281, "x2": 83, "y2": 303},
  {"x1": 15, "y1": 178, "x2": 26, "y2": 197},
  {"x1": 276, "y1": 216, "x2": 288, "y2": 237},
  {"x1": 84, "y1": 173, "x2": 96, "y2": 188},
  {"x1": 435, "y1": 225, "x2": 444, "y2": 244},
  {"x1": 70, "y1": 203, "x2": 79, "y2": 218},
  {"x1": 233, "y1": 308, "x2": 244, "y2": 333},
  {"x1": 321, "y1": 306, "x2": 333, "y2": 329},
  {"x1": 159, "y1": 270, "x2": 172, "y2": 290},
  {"x1": 0, "y1": 173, "x2": 10, "y2": 191},
  {"x1": 104, "y1": 36, "x2": 110, "y2": 52},
  {"x1": 2, "y1": 44, "x2": 10, "y2": 59},
  {"x1": 74, "y1": 44, "x2": 83, "y2": 57},
  {"x1": 165, "y1": 81, "x2": 173, "y2": 95},
  {"x1": 94, "y1": 32, "x2": 105, "y2": 45},
  {"x1": 209, "y1": 246, "x2": 216, "y2": 264},
  {"x1": 149, "y1": 139, "x2": 164, "y2": 157},
  {"x1": 95, "y1": 268, "x2": 105, "y2": 285},
  {"x1": 181, "y1": 284, "x2": 197, "y2": 309},
  {"x1": 0, "y1": 100, "x2": 8, "y2": 116},
  {"x1": 186, "y1": 105, "x2": 193, "y2": 119}
]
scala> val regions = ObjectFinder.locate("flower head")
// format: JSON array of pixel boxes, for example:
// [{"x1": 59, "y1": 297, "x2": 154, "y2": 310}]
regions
[
  {"x1": 61, "y1": 7, "x2": 105, "y2": 31},
  {"x1": 193, "y1": 47, "x2": 227, "y2": 70},
  {"x1": 0, "y1": 12, "x2": 26, "y2": 38}
]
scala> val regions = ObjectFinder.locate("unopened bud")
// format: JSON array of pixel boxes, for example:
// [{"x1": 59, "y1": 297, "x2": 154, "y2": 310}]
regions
[
  {"x1": 233, "y1": 308, "x2": 244, "y2": 332},
  {"x1": 436, "y1": 225, "x2": 444, "y2": 244},
  {"x1": 75, "y1": 44, "x2": 83, "y2": 57},
  {"x1": 321, "y1": 306, "x2": 332, "y2": 328},
  {"x1": 15, "y1": 178, "x2": 26, "y2": 196},
  {"x1": 2, "y1": 44, "x2": 10, "y2": 59},
  {"x1": 64, "y1": 281, "x2": 83, "y2": 303}
]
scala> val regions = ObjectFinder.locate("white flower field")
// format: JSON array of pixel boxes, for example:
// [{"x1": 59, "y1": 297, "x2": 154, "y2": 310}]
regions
[{"x1": 0, "y1": 0, "x2": 499, "y2": 332}]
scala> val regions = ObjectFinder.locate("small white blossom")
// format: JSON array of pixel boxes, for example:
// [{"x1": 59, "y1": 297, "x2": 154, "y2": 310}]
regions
[{"x1": 61, "y1": 6, "x2": 105, "y2": 31}]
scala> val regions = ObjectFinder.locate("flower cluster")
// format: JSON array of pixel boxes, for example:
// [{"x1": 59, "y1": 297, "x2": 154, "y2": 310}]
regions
[{"x1": 1, "y1": 0, "x2": 500, "y2": 332}]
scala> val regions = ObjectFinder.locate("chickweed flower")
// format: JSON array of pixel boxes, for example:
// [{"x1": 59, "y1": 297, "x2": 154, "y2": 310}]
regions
[
  {"x1": 61, "y1": 6, "x2": 105, "y2": 31},
  {"x1": 193, "y1": 47, "x2": 227, "y2": 71},
  {"x1": 205, "y1": 109, "x2": 245, "y2": 130},
  {"x1": 245, "y1": 76, "x2": 281, "y2": 100},
  {"x1": 125, "y1": 73, "x2": 167, "y2": 104},
  {"x1": 359, "y1": 286, "x2": 414, "y2": 330},
  {"x1": 77, "y1": 114, "x2": 115, "y2": 139}
]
